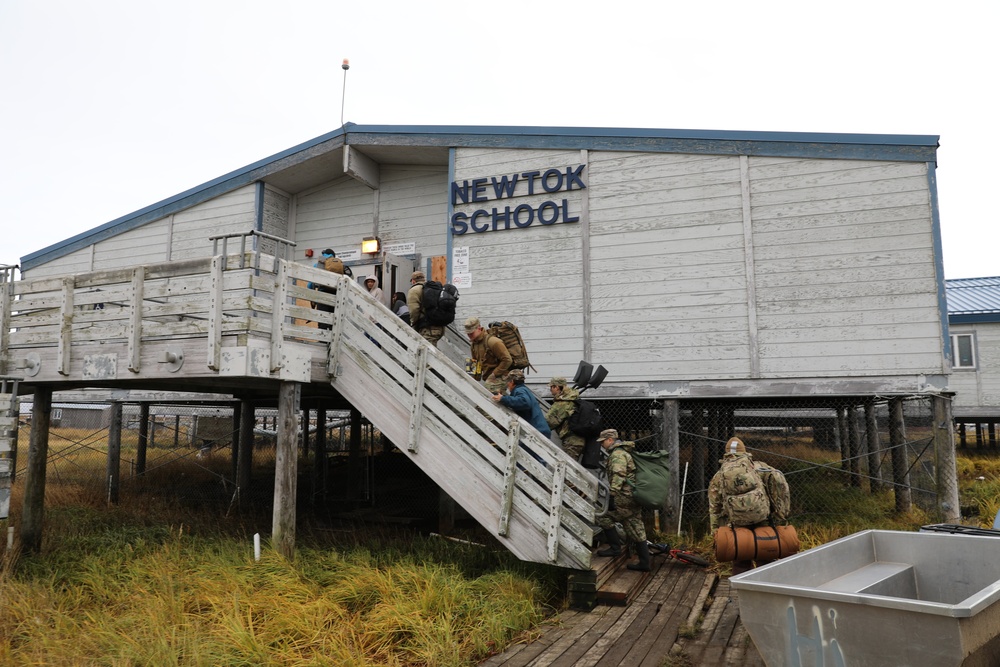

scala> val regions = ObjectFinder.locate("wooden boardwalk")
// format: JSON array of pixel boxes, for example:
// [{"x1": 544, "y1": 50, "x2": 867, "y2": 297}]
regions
[{"x1": 480, "y1": 560, "x2": 765, "y2": 666}]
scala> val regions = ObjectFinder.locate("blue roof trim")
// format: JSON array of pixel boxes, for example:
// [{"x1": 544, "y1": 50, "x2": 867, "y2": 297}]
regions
[
  {"x1": 21, "y1": 123, "x2": 940, "y2": 269},
  {"x1": 345, "y1": 124, "x2": 940, "y2": 147},
  {"x1": 950, "y1": 313, "x2": 1000, "y2": 324}
]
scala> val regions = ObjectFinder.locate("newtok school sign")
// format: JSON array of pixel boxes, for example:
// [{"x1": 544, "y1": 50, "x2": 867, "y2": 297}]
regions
[{"x1": 450, "y1": 165, "x2": 586, "y2": 235}]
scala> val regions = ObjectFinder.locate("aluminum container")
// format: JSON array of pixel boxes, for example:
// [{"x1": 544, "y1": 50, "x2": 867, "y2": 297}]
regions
[{"x1": 730, "y1": 529, "x2": 1000, "y2": 666}]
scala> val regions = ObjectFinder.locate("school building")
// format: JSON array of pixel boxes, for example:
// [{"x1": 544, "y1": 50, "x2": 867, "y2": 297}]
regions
[{"x1": 0, "y1": 124, "x2": 959, "y2": 569}]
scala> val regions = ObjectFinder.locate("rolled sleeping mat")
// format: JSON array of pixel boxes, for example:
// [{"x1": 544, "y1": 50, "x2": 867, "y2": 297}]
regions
[{"x1": 714, "y1": 524, "x2": 799, "y2": 563}]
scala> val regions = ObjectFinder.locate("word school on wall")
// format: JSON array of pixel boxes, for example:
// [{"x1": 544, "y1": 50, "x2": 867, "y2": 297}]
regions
[{"x1": 450, "y1": 165, "x2": 586, "y2": 235}]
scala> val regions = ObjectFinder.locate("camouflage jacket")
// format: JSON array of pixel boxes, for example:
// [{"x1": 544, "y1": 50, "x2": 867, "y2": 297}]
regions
[
  {"x1": 406, "y1": 283, "x2": 424, "y2": 328},
  {"x1": 708, "y1": 452, "x2": 764, "y2": 531},
  {"x1": 545, "y1": 387, "x2": 584, "y2": 444},
  {"x1": 605, "y1": 440, "x2": 637, "y2": 498}
]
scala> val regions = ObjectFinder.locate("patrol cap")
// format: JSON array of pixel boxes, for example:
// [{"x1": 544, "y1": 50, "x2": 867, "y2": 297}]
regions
[
  {"x1": 411, "y1": 270, "x2": 425, "y2": 282},
  {"x1": 549, "y1": 377, "x2": 567, "y2": 388},
  {"x1": 505, "y1": 369, "x2": 525, "y2": 382},
  {"x1": 463, "y1": 316, "x2": 481, "y2": 333},
  {"x1": 599, "y1": 428, "x2": 619, "y2": 440},
  {"x1": 726, "y1": 437, "x2": 746, "y2": 454}
]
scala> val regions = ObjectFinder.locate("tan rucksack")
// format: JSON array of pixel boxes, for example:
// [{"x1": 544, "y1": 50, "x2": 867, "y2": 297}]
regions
[
  {"x1": 324, "y1": 256, "x2": 344, "y2": 274},
  {"x1": 487, "y1": 321, "x2": 536, "y2": 373}
]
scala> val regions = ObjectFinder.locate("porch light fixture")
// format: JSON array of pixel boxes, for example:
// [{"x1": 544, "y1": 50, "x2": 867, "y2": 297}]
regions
[{"x1": 362, "y1": 236, "x2": 381, "y2": 254}]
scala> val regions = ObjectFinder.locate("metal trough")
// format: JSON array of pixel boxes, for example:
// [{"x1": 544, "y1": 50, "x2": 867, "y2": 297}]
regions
[{"x1": 730, "y1": 529, "x2": 1000, "y2": 667}]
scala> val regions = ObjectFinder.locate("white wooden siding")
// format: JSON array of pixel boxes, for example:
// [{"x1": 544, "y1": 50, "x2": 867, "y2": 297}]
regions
[
  {"x1": 379, "y1": 165, "x2": 448, "y2": 260},
  {"x1": 748, "y1": 157, "x2": 943, "y2": 378},
  {"x1": 170, "y1": 185, "x2": 257, "y2": 259},
  {"x1": 92, "y1": 218, "x2": 172, "y2": 269},
  {"x1": 588, "y1": 151, "x2": 747, "y2": 380},
  {"x1": 453, "y1": 149, "x2": 586, "y2": 379},
  {"x1": 294, "y1": 177, "x2": 374, "y2": 262},
  {"x1": 291, "y1": 166, "x2": 448, "y2": 269}
]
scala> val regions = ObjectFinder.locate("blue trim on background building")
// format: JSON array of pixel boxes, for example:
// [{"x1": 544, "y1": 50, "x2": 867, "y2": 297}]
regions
[
  {"x1": 20, "y1": 123, "x2": 940, "y2": 270},
  {"x1": 950, "y1": 313, "x2": 1000, "y2": 324},
  {"x1": 927, "y1": 162, "x2": 952, "y2": 363}
]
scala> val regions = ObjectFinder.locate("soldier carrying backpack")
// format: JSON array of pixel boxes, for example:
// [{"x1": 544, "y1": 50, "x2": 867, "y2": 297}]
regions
[{"x1": 708, "y1": 437, "x2": 794, "y2": 574}]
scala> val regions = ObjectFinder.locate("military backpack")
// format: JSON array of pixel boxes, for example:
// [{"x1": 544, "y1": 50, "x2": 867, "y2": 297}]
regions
[
  {"x1": 719, "y1": 454, "x2": 770, "y2": 527},
  {"x1": 487, "y1": 321, "x2": 536, "y2": 373},
  {"x1": 420, "y1": 281, "x2": 459, "y2": 326},
  {"x1": 629, "y1": 449, "x2": 671, "y2": 509},
  {"x1": 754, "y1": 462, "x2": 791, "y2": 523}
]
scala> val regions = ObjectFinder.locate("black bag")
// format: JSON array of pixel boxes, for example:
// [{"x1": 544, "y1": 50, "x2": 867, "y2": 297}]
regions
[
  {"x1": 567, "y1": 399, "x2": 603, "y2": 438},
  {"x1": 421, "y1": 280, "x2": 459, "y2": 326}
]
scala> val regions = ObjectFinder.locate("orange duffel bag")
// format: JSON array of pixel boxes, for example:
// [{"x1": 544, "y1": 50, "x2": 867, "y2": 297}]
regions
[{"x1": 714, "y1": 524, "x2": 799, "y2": 563}]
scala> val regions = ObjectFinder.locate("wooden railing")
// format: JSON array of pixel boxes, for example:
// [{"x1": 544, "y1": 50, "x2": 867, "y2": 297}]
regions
[{"x1": 0, "y1": 252, "x2": 599, "y2": 569}]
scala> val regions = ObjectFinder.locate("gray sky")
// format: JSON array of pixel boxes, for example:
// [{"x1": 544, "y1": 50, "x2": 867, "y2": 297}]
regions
[{"x1": 2, "y1": 1, "x2": 996, "y2": 278}]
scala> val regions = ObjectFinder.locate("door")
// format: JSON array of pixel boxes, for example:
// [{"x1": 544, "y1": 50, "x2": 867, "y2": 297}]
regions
[{"x1": 382, "y1": 253, "x2": 414, "y2": 310}]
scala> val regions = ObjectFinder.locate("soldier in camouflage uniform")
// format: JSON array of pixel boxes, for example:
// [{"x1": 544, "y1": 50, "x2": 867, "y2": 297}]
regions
[
  {"x1": 594, "y1": 428, "x2": 651, "y2": 572},
  {"x1": 544, "y1": 377, "x2": 586, "y2": 461},
  {"x1": 708, "y1": 436, "x2": 771, "y2": 574},
  {"x1": 407, "y1": 271, "x2": 444, "y2": 346}
]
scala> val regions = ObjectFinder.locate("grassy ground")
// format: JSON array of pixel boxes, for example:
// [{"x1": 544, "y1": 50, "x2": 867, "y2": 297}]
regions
[{"x1": 3, "y1": 430, "x2": 999, "y2": 666}]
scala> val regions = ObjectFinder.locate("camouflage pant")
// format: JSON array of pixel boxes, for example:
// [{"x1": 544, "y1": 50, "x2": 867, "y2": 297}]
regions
[
  {"x1": 561, "y1": 434, "x2": 585, "y2": 462},
  {"x1": 417, "y1": 326, "x2": 445, "y2": 346},
  {"x1": 597, "y1": 494, "x2": 647, "y2": 543},
  {"x1": 483, "y1": 377, "x2": 505, "y2": 394}
]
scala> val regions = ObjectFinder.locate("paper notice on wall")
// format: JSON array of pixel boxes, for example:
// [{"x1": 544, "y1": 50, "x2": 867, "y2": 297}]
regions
[
  {"x1": 453, "y1": 247, "x2": 469, "y2": 271},
  {"x1": 452, "y1": 273, "x2": 472, "y2": 289},
  {"x1": 384, "y1": 242, "x2": 416, "y2": 256},
  {"x1": 339, "y1": 249, "x2": 362, "y2": 262}
]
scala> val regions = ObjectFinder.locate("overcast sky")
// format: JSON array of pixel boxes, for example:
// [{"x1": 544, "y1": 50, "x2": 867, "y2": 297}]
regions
[{"x1": 2, "y1": 1, "x2": 996, "y2": 278}]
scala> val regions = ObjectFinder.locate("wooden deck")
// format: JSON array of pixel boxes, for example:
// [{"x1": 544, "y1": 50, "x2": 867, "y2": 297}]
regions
[{"x1": 480, "y1": 562, "x2": 764, "y2": 667}]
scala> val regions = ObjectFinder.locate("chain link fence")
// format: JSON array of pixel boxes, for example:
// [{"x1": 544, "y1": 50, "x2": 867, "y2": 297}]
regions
[{"x1": 9, "y1": 394, "x2": 941, "y2": 536}]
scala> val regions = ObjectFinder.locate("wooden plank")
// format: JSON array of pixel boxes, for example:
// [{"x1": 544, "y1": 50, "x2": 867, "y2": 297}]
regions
[
  {"x1": 637, "y1": 568, "x2": 718, "y2": 667},
  {"x1": 206, "y1": 256, "x2": 223, "y2": 370},
  {"x1": 498, "y1": 418, "x2": 519, "y2": 537},
  {"x1": 57, "y1": 277, "x2": 74, "y2": 375},
  {"x1": 406, "y1": 346, "x2": 428, "y2": 453},
  {"x1": 127, "y1": 268, "x2": 143, "y2": 372},
  {"x1": 546, "y1": 462, "x2": 566, "y2": 562}
]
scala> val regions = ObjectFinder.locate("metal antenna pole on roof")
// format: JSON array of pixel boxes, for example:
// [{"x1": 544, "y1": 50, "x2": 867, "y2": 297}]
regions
[{"x1": 340, "y1": 58, "x2": 350, "y2": 128}]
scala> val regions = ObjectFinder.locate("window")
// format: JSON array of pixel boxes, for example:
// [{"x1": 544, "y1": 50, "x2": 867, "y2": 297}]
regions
[{"x1": 951, "y1": 333, "x2": 976, "y2": 369}]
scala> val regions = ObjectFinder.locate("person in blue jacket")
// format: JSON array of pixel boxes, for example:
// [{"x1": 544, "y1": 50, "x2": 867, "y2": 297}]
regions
[{"x1": 492, "y1": 370, "x2": 551, "y2": 438}]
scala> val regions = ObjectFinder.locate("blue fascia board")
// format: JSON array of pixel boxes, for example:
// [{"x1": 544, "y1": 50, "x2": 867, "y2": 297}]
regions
[
  {"x1": 21, "y1": 123, "x2": 940, "y2": 270},
  {"x1": 949, "y1": 313, "x2": 1000, "y2": 324}
]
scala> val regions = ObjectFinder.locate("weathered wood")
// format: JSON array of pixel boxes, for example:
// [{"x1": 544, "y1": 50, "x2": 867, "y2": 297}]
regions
[
  {"x1": 57, "y1": 277, "x2": 74, "y2": 375},
  {"x1": 498, "y1": 418, "x2": 520, "y2": 537},
  {"x1": 272, "y1": 382, "x2": 300, "y2": 559},
  {"x1": 206, "y1": 255, "x2": 224, "y2": 370},
  {"x1": 136, "y1": 403, "x2": 149, "y2": 475},
  {"x1": 127, "y1": 268, "x2": 144, "y2": 372},
  {"x1": 933, "y1": 394, "x2": 960, "y2": 522},
  {"x1": 237, "y1": 399, "x2": 254, "y2": 495},
  {"x1": 106, "y1": 402, "x2": 122, "y2": 505},
  {"x1": 21, "y1": 386, "x2": 52, "y2": 552},
  {"x1": 407, "y1": 346, "x2": 428, "y2": 452}
]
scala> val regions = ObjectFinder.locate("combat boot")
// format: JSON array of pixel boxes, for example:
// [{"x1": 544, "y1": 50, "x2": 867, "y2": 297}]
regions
[
  {"x1": 596, "y1": 528, "x2": 623, "y2": 557},
  {"x1": 627, "y1": 541, "x2": 651, "y2": 572}
]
